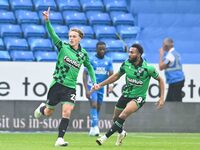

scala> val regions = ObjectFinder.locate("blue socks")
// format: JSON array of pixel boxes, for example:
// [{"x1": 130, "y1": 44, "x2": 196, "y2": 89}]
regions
[{"x1": 90, "y1": 108, "x2": 98, "y2": 127}]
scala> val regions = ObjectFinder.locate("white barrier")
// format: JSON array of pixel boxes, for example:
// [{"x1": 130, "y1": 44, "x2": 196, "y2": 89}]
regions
[{"x1": 0, "y1": 62, "x2": 199, "y2": 102}]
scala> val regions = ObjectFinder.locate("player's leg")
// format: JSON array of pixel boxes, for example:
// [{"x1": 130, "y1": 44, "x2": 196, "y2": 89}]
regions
[
  {"x1": 55, "y1": 86, "x2": 76, "y2": 147},
  {"x1": 34, "y1": 83, "x2": 60, "y2": 119},
  {"x1": 89, "y1": 91, "x2": 98, "y2": 136},
  {"x1": 96, "y1": 96, "x2": 130, "y2": 145}
]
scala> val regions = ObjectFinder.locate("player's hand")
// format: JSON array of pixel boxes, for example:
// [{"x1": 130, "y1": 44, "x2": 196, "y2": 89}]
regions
[
  {"x1": 85, "y1": 90, "x2": 91, "y2": 99},
  {"x1": 42, "y1": 7, "x2": 50, "y2": 21},
  {"x1": 90, "y1": 83, "x2": 101, "y2": 93},
  {"x1": 159, "y1": 47, "x2": 164, "y2": 57},
  {"x1": 155, "y1": 98, "x2": 165, "y2": 109}
]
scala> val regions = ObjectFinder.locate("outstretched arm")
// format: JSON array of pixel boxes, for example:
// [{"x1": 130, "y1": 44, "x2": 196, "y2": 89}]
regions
[
  {"x1": 43, "y1": 7, "x2": 61, "y2": 47},
  {"x1": 91, "y1": 72, "x2": 121, "y2": 92}
]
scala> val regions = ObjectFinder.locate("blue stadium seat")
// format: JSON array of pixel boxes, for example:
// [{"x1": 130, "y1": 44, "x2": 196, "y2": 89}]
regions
[
  {"x1": 0, "y1": 0, "x2": 9, "y2": 10},
  {"x1": 4, "y1": 37, "x2": 29, "y2": 50},
  {"x1": 0, "y1": 38, "x2": 4, "y2": 50},
  {"x1": 39, "y1": 11, "x2": 64, "y2": 24},
  {"x1": 93, "y1": 25, "x2": 117, "y2": 39},
  {"x1": 0, "y1": 10, "x2": 16, "y2": 23},
  {"x1": 181, "y1": 53, "x2": 200, "y2": 64},
  {"x1": 117, "y1": 25, "x2": 141, "y2": 39},
  {"x1": 110, "y1": 11, "x2": 135, "y2": 26},
  {"x1": 10, "y1": 50, "x2": 34, "y2": 61},
  {"x1": 56, "y1": 0, "x2": 81, "y2": 11},
  {"x1": 80, "y1": 0, "x2": 104, "y2": 11},
  {"x1": 28, "y1": 38, "x2": 53, "y2": 51},
  {"x1": 0, "y1": 24, "x2": 22, "y2": 37},
  {"x1": 10, "y1": 0, "x2": 33, "y2": 10},
  {"x1": 103, "y1": 39, "x2": 124, "y2": 52},
  {"x1": 15, "y1": 10, "x2": 40, "y2": 24},
  {"x1": 33, "y1": 0, "x2": 57, "y2": 11},
  {"x1": 21, "y1": 24, "x2": 46, "y2": 38},
  {"x1": 34, "y1": 51, "x2": 57, "y2": 61},
  {"x1": 143, "y1": 53, "x2": 159, "y2": 64},
  {"x1": 103, "y1": 0, "x2": 128, "y2": 12},
  {"x1": 49, "y1": 24, "x2": 68, "y2": 38},
  {"x1": 107, "y1": 52, "x2": 128, "y2": 62},
  {"x1": 63, "y1": 11, "x2": 87, "y2": 25},
  {"x1": 69, "y1": 25, "x2": 94, "y2": 38},
  {"x1": 80, "y1": 39, "x2": 99, "y2": 51},
  {"x1": 86, "y1": 11, "x2": 111, "y2": 25},
  {"x1": 0, "y1": 50, "x2": 10, "y2": 61}
]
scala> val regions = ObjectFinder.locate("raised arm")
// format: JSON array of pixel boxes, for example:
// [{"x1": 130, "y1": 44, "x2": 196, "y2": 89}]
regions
[{"x1": 43, "y1": 7, "x2": 61, "y2": 47}]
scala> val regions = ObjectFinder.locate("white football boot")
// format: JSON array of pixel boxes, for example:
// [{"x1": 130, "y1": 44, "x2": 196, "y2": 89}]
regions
[
  {"x1": 96, "y1": 135, "x2": 107, "y2": 145},
  {"x1": 34, "y1": 103, "x2": 45, "y2": 119},
  {"x1": 115, "y1": 130, "x2": 127, "y2": 146},
  {"x1": 55, "y1": 137, "x2": 68, "y2": 147}
]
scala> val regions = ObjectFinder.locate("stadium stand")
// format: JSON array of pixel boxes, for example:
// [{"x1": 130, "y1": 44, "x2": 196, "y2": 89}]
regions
[
  {"x1": 10, "y1": 0, "x2": 34, "y2": 10},
  {"x1": 0, "y1": 24, "x2": 22, "y2": 37},
  {"x1": 80, "y1": 39, "x2": 98, "y2": 51},
  {"x1": 69, "y1": 25, "x2": 94, "y2": 38},
  {"x1": 93, "y1": 25, "x2": 117, "y2": 39},
  {"x1": 103, "y1": 0, "x2": 128, "y2": 12},
  {"x1": 15, "y1": 10, "x2": 40, "y2": 24},
  {"x1": 80, "y1": 0, "x2": 104, "y2": 11},
  {"x1": 103, "y1": 39, "x2": 124, "y2": 52},
  {"x1": 63, "y1": 11, "x2": 87, "y2": 25},
  {"x1": 9, "y1": 50, "x2": 34, "y2": 61},
  {"x1": 0, "y1": 38, "x2": 4, "y2": 50},
  {"x1": 33, "y1": 0, "x2": 57, "y2": 11},
  {"x1": 28, "y1": 38, "x2": 53, "y2": 51},
  {"x1": 0, "y1": 0, "x2": 9, "y2": 10},
  {"x1": 38, "y1": 10, "x2": 64, "y2": 24},
  {"x1": 21, "y1": 24, "x2": 47, "y2": 38},
  {"x1": 0, "y1": 50, "x2": 10, "y2": 61},
  {"x1": 34, "y1": 51, "x2": 57, "y2": 62},
  {"x1": 0, "y1": 10, "x2": 16, "y2": 23},
  {"x1": 86, "y1": 11, "x2": 111, "y2": 25},
  {"x1": 56, "y1": 0, "x2": 81, "y2": 11},
  {"x1": 4, "y1": 37, "x2": 29, "y2": 50}
]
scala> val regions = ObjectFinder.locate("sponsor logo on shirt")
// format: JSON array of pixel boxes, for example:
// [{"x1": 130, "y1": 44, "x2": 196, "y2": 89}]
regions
[
  {"x1": 127, "y1": 77, "x2": 143, "y2": 85},
  {"x1": 95, "y1": 67, "x2": 107, "y2": 75},
  {"x1": 64, "y1": 56, "x2": 80, "y2": 68}
]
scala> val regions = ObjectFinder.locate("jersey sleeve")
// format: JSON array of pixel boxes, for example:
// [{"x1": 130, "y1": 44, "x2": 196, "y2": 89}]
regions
[
  {"x1": 148, "y1": 65, "x2": 159, "y2": 79},
  {"x1": 118, "y1": 62, "x2": 125, "y2": 76},
  {"x1": 46, "y1": 21, "x2": 62, "y2": 51},
  {"x1": 83, "y1": 53, "x2": 96, "y2": 84}
]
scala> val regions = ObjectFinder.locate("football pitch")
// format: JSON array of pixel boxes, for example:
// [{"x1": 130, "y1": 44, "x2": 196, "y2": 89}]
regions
[{"x1": 0, "y1": 132, "x2": 200, "y2": 150}]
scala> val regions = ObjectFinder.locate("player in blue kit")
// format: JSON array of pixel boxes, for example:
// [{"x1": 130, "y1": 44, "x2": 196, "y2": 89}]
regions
[{"x1": 83, "y1": 41, "x2": 114, "y2": 136}]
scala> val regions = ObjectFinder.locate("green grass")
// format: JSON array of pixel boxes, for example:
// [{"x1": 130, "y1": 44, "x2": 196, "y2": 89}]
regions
[{"x1": 0, "y1": 132, "x2": 200, "y2": 150}]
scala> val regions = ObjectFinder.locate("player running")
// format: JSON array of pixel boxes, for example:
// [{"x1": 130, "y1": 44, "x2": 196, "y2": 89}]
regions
[{"x1": 91, "y1": 43, "x2": 165, "y2": 146}]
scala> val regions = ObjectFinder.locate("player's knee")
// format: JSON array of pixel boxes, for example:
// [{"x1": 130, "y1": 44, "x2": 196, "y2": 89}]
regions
[{"x1": 62, "y1": 109, "x2": 72, "y2": 118}]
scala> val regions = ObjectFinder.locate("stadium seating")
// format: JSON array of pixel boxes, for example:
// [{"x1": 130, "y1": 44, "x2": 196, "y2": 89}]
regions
[
  {"x1": 93, "y1": 25, "x2": 117, "y2": 39},
  {"x1": 0, "y1": 38, "x2": 4, "y2": 50},
  {"x1": 15, "y1": 10, "x2": 40, "y2": 24},
  {"x1": 80, "y1": 39, "x2": 99, "y2": 51},
  {"x1": 0, "y1": 0, "x2": 9, "y2": 10},
  {"x1": 103, "y1": 0, "x2": 128, "y2": 12},
  {"x1": 110, "y1": 11, "x2": 135, "y2": 25},
  {"x1": 80, "y1": 0, "x2": 104, "y2": 11},
  {"x1": 28, "y1": 38, "x2": 53, "y2": 51},
  {"x1": 86, "y1": 11, "x2": 111, "y2": 25},
  {"x1": 34, "y1": 51, "x2": 57, "y2": 61},
  {"x1": 107, "y1": 51, "x2": 128, "y2": 62},
  {"x1": 49, "y1": 24, "x2": 69, "y2": 38},
  {"x1": 69, "y1": 25, "x2": 94, "y2": 38},
  {"x1": 0, "y1": 50, "x2": 10, "y2": 61},
  {"x1": 4, "y1": 37, "x2": 29, "y2": 50},
  {"x1": 10, "y1": 0, "x2": 34, "y2": 10},
  {"x1": 9, "y1": 50, "x2": 34, "y2": 61},
  {"x1": 0, "y1": 24, "x2": 22, "y2": 37},
  {"x1": 21, "y1": 24, "x2": 46, "y2": 38},
  {"x1": 63, "y1": 11, "x2": 87, "y2": 25},
  {"x1": 56, "y1": 0, "x2": 81, "y2": 11},
  {"x1": 33, "y1": 0, "x2": 57, "y2": 11},
  {"x1": 117, "y1": 25, "x2": 140, "y2": 39},
  {"x1": 103, "y1": 39, "x2": 124, "y2": 52},
  {"x1": 39, "y1": 11, "x2": 64, "y2": 24},
  {"x1": 0, "y1": 10, "x2": 16, "y2": 23}
]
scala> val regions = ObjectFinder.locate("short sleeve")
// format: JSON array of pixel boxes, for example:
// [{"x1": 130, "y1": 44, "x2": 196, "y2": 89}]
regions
[
  {"x1": 118, "y1": 62, "x2": 125, "y2": 75},
  {"x1": 148, "y1": 65, "x2": 159, "y2": 79}
]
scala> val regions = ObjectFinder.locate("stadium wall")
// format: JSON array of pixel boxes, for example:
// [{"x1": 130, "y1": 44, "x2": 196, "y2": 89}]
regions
[{"x1": 0, "y1": 62, "x2": 200, "y2": 132}]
